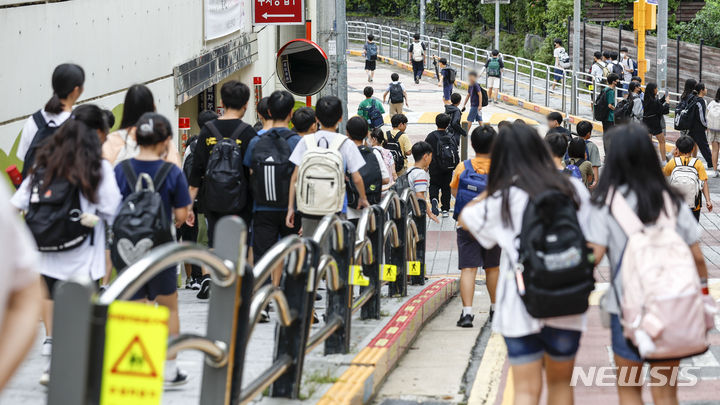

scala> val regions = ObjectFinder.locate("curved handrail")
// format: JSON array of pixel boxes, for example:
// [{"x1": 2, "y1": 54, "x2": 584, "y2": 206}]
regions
[
  {"x1": 354, "y1": 236, "x2": 373, "y2": 265},
  {"x1": 314, "y1": 254, "x2": 341, "y2": 292},
  {"x1": 312, "y1": 215, "x2": 346, "y2": 252},
  {"x1": 383, "y1": 220, "x2": 400, "y2": 249},
  {"x1": 167, "y1": 334, "x2": 228, "y2": 368},
  {"x1": 247, "y1": 285, "x2": 295, "y2": 339},
  {"x1": 355, "y1": 207, "x2": 377, "y2": 244},
  {"x1": 405, "y1": 217, "x2": 420, "y2": 262},
  {"x1": 380, "y1": 191, "x2": 402, "y2": 219},
  {"x1": 252, "y1": 235, "x2": 307, "y2": 292},
  {"x1": 400, "y1": 188, "x2": 422, "y2": 217}
]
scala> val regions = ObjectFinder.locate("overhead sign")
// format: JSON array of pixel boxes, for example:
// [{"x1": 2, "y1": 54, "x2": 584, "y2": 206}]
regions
[
  {"x1": 276, "y1": 39, "x2": 329, "y2": 96},
  {"x1": 205, "y1": 0, "x2": 244, "y2": 40},
  {"x1": 253, "y1": 0, "x2": 304, "y2": 25},
  {"x1": 100, "y1": 301, "x2": 169, "y2": 405}
]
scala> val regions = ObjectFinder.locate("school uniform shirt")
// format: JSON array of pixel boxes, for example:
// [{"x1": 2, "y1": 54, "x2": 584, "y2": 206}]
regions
[
  {"x1": 102, "y1": 128, "x2": 182, "y2": 168},
  {"x1": 663, "y1": 157, "x2": 708, "y2": 212},
  {"x1": 114, "y1": 159, "x2": 192, "y2": 222},
  {"x1": 620, "y1": 57, "x2": 634, "y2": 82},
  {"x1": 553, "y1": 47, "x2": 566, "y2": 68},
  {"x1": 590, "y1": 61, "x2": 606, "y2": 82},
  {"x1": 585, "y1": 187, "x2": 699, "y2": 315},
  {"x1": 407, "y1": 167, "x2": 429, "y2": 194},
  {"x1": 460, "y1": 180, "x2": 591, "y2": 337},
  {"x1": 10, "y1": 161, "x2": 122, "y2": 281},
  {"x1": 347, "y1": 148, "x2": 390, "y2": 220},
  {"x1": 16, "y1": 110, "x2": 72, "y2": 160},
  {"x1": 0, "y1": 183, "x2": 40, "y2": 330}
]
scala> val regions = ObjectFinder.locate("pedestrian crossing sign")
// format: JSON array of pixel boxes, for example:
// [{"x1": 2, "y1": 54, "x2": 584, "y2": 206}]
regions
[
  {"x1": 100, "y1": 301, "x2": 168, "y2": 405},
  {"x1": 381, "y1": 264, "x2": 397, "y2": 282},
  {"x1": 408, "y1": 261, "x2": 422, "y2": 276},
  {"x1": 349, "y1": 265, "x2": 370, "y2": 286}
]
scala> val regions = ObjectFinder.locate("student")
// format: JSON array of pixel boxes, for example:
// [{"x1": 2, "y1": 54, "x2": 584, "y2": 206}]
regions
[
  {"x1": 370, "y1": 128, "x2": 397, "y2": 193},
  {"x1": 590, "y1": 51, "x2": 608, "y2": 85},
  {"x1": 459, "y1": 122, "x2": 591, "y2": 404},
  {"x1": 627, "y1": 81, "x2": 644, "y2": 122},
  {"x1": 425, "y1": 113, "x2": 457, "y2": 217},
  {"x1": 462, "y1": 71, "x2": 484, "y2": 132},
  {"x1": 602, "y1": 73, "x2": 619, "y2": 137},
  {"x1": 363, "y1": 34, "x2": 378, "y2": 83},
  {"x1": 113, "y1": 113, "x2": 191, "y2": 386},
  {"x1": 451, "y1": 125, "x2": 499, "y2": 327},
  {"x1": 483, "y1": 49, "x2": 504, "y2": 103},
  {"x1": 620, "y1": 47, "x2": 635, "y2": 87},
  {"x1": 545, "y1": 132, "x2": 569, "y2": 171},
  {"x1": 408, "y1": 33, "x2": 427, "y2": 84},
  {"x1": 576, "y1": 120, "x2": 601, "y2": 188},
  {"x1": 188, "y1": 81, "x2": 257, "y2": 298},
  {"x1": 586, "y1": 124, "x2": 711, "y2": 405},
  {"x1": 643, "y1": 82, "x2": 670, "y2": 162},
  {"x1": 546, "y1": 112, "x2": 570, "y2": 141},
  {"x1": 286, "y1": 96, "x2": 369, "y2": 237},
  {"x1": 345, "y1": 116, "x2": 390, "y2": 222},
  {"x1": 708, "y1": 88, "x2": 720, "y2": 175},
  {"x1": 383, "y1": 73, "x2": 409, "y2": 116},
  {"x1": 497, "y1": 120, "x2": 512, "y2": 131},
  {"x1": 291, "y1": 106, "x2": 318, "y2": 136},
  {"x1": 11, "y1": 120, "x2": 122, "y2": 384},
  {"x1": 18, "y1": 64, "x2": 85, "y2": 171},
  {"x1": 253, "y1": 96, "x2": 272, "y2": 133},
  {"x1": 566, "y1": 138, "x2": 594, "y2": 188},
  {"x1": 689, "y1": 83, "x2": 713, "y2": 173},
  {"x1": 407, "y1": 141, "x2": 439, "y2": 223},
  {"x1": 445, "y1": 93, "x2": 467, "y2": 145},
  {"x1": 551, "y1": 39, "x2": 568, "y2": 91},
  {"x1": 103, "y1": 84, "x2": 181, "y2": 167},
  {"x1": 437, "y1": 57, "x2": 455, "y2": 105},
  {"x1": 385, "y1": 114, "x2": 413, "y2": 175},
  {"x1": 358, "y1": 86, "x2": 386, "y2": 129},
  {"x1": 0, "y1": 183, "x2": 41, "y2": 391},
  {"x1": 663, "y1": 135, "x2": 712, "y2": 221}
]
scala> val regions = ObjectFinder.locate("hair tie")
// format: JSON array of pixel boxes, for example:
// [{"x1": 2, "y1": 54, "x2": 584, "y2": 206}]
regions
[{"x1": 139, "y1": 119, "x2": 154, "y2": 135}]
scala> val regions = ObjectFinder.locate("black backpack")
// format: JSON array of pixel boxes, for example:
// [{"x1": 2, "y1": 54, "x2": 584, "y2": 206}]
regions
[
  {"x1": 445, "y1": 68, "x2": 457, "y2": 85},
  {"x1": 517, "y1": 190, "x2": 595, "y2": 318},
  {"x1": 674, "y1": 96, "x2": 698, "y2": 131},
  {"x1": 250, "y1": 128, "x2": 295, "y2": 208},
  {"x1": 612, "y1": 62, "x2": 624, "y2": 77},
  {"x1": 389, "y1": 83, "x2": 404, "y2": 104},
  {"x1": 480, "y1": 86, "x2": 489, "y2": 107},
  {"x1": 111, "y1": 161, "x2": 174, "y2": 270},
  {"x1": 385, "y1": 130, "x2": 405, "y2": 173},
  {"x1": 203, "y1": 121, "x2": 249, "y2": 214},
  {"x1": 593, "y1": 88, "x2": 611, "y2": 121},
  {"x1": 22, "y1": 111, "x2": 60, "y2": 178},
  {"x1": 614, "y1": 97, "x2": 634, "y2": 125},
  {"x1": 436, "y1": 132, "x2": 460, "y2": 171},
  {"x1": 347, "y1": 146, "x2": 383, "y2": 208},
  {"x1": 391, "y1": 167, "x2": 419, "y2": 194},
  {"x1": 25, "y1": 170, "x2": 91, "y2": 252},
  {"x1": 182, "y1": 136, "x2": 198, "y2": 180}
]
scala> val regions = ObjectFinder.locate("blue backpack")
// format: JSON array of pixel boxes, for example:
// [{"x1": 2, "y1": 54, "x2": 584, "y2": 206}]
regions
[
  {"x1": 453, "y1": 160, "x2": 488, "y2": 220},
  {"x1": 563, "y1": 159, "x2": 584, "y2": 180}
]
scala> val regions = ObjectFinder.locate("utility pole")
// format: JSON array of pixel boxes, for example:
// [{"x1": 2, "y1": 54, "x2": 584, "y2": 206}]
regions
[
  {"x1": 572, "y1": 0, "x2": 580, "y2": 115},
  {"x1": 494, "y1": 1, "x2": 500, "y2": 50},
  {"x1": 657, "y1": 0, "x2": 668, "y2": 91},
  {"x1": 420, "y1": 0, "x2": 426, "y2": 37},
  {"x1": 336, "y1": 0, "x2": 348, "y2": 127},
  {"x1": 317, "y1": 0, "x2": 349, "y2": 130}
]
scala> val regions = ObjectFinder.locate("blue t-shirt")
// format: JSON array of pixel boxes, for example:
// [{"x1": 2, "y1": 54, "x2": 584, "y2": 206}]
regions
[
  {"x1": 114, "y1": 159, "x2": 192, "y2": 222},
  {"x1": 243, "y1": 127, "x2": 302, "y2": 212},
  {"x1": 469, "y1": 83, "x2": 482, "y2": 107}
]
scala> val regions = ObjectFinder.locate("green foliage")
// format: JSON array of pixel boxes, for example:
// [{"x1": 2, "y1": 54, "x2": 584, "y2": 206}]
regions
[{"x1": 675, "y1": 0, "x2": 720, "y2": 48}]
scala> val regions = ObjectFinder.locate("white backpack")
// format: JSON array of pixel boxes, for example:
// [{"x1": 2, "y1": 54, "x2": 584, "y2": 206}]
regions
[
  {"x1": 669, "y1": 157, "x2": 701, "y2": 209},
  {"x1": 707, "y1": 100, "x2": 720, "y2": 131},
  {"x1": 611, "y1": 192, "x2": 715, "y2": 360},
  {"x1": 411, "y1": 42, "x2": 424, "y2": 62},
  {"x1": 295, "y1": 134, "x2": 346, "y2": 217}
]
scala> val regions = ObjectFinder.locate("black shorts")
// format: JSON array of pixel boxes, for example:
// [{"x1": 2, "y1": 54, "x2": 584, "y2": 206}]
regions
[
  {"x1": 457, "y1": 228, "x2": 501, "y2": 269},
  {"x1": 122, "y1": 266, "x2": 177, "y2": 301},
  {"x1": 365, "y1": 60, "x2": 377, "y2": 71},
  {"x1": 43, "y1": 275, "x2": 60, "y2": 299},
  {"x1": 252, "y1": 210, "x2": 301, "y2": 261}
]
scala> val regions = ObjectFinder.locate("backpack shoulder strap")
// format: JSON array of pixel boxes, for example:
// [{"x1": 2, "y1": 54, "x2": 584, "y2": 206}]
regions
[
  {"x1": 205, "y1": 121, "x2": 223, "y2": 140},
  {"x1": 120, "y1": 160, "x2": 138, "y2": 191},
  {"x1": 328, "y1": 135, "x2": 347, "y2": 152},
  {"x1": 32, "y1": 110, "x2": 47, "y2": 129},
  {"x1": 153, "y1": 162, "x2": 174, "y2": 191},
  {"x1": 229, "y1": 122, "x2": 250, "y2": 141},
  {"x1": 305, "y1": 133, "x2": 318, "y2": 152},
  {"x1": 688, "y1": 158, "x2": 699, "y2": 169},
  {"x1": 609, "y1": 189, "x2": 645, "y2": 236},
  {"x1": 392, "y1": 131, "x2": 404, "y2": 142},
  {"x1": 674, "y1": 156, "x2": 683, "y2": 167}
]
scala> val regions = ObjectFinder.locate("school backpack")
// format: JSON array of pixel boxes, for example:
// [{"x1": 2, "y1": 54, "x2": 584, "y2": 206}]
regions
[
  {"x1": 445, "y1": 68, "x2": 457, "y2": 85},
  {"x1": 25, "y1": 170, "x2": 91, "y2": 252},
  {"x1": 517, "y1": 190, "x2": 595, "y2": 318},
  {"x1": 250, "y1": 128, "x2": 296, "y2": 208},
  {"x1": 669, "y1": 157, "x2": 701, "y2": 209},
  {"x1": 610, "y1": 192, "x2": 715, "y2": 360},
  {"x1": 453, "y1": 160, "x2": 487, "y2": 220},
  {"x1": 411, "y1": 42, "x2": 425, "y2": 62},
  {"x1": 391, "y1": 167, "x2": 419, "y2": 193},
  {"x1": 487, "y1": 58, "x2": 502, "y2": 76},
  {"x1": 182, "y1": 136, "x2": 198, "y2": 180},
  {"x1": 559, "y1": 50, "x2": 571, "y2": 69},
  {"x1": 436, "y1": 132, "x2": 460, "y2": 171},
  {"x1": 389, "y1": 83, "x2": 404, "y2": 104},
  {"x1": 22, "y1": 111, "x2": 61, "y2": 178},
  {"x1": 203, "y1": 121, "x2": 249, "y2": 214},
  {"x1": 631, "y1": 58, "x2": 638, "y2": 77},
  {"x1": 593, "y1": 88, "x2": 611, "y2": 121},
  {"x1": 674, "y1": 96, "x2": 698, "y2": 131},
  {"x1": 366, "y1": 42, "x2": 378, "y2": 61},
  {"x1": 708, "y1": 101, "x2": 720, "y2": 132},
  {"x1": 614, "y1": 97, "x2": 634, "y2": 125},
  {"x1": 385, "y1": 130, "x2": 406, "y2": 173},
  {"x1": 612, "y1": 61, "x2": 624, "y2": 77},
  {"x1": 295, "y1": 134, "x2": 346, "y2": 216},
  {"x1": 476, "y1": 84, "x2": 489, "y2": 107},
  {"x1": 111, "y1": 161, "x2": 174, "y2": 270},
  {"x1": 346, "y1": 146, "x2": 382, "y2": 209},
  {"x1": 563, "y1": 159, "x2": 584, "y2": 180},
  {"x1": 361, "y1": 100, "x2": 384, "y2": 128}
]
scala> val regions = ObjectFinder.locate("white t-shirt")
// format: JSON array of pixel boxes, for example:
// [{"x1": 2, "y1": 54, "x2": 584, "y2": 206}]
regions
[
  {"x1": 10, "y1": 161, "x2": 122, "y2": 281},
  {"x1": 407, "y1": 167, "x2": 429, "y2": 193},
  {"x1": 0, "y1": 183, "x2": 39, "y2": 330},
  {"x1": 590, "y1": 61, "x2": 606, "y2": 81},
  {"x1": 347, "y1": 149, "x2": 390, "y2": 220},
  {"x1": 289, "y1": 130, "x2": 366, "y2": 174},
  {"x1": 460, "y1": 179, "x2": 591, "y2": 337},
  {"x1": 621, "y1": 56, "x2": 634, "y2": 82},
  {"x1": 386, "y1": 81, "x2": 406, "y2": 93},
  {"x1": 553, "y1": 47, "x2": 566, "y2": 68},
  {"x1": 16, "y1": 110, "x2": 72, "y2": 160}
]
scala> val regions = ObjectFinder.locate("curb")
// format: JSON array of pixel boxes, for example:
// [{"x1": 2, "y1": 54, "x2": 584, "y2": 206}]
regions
[{"x1": 318, "y1": 278, "x2": 459, "y2": 405}]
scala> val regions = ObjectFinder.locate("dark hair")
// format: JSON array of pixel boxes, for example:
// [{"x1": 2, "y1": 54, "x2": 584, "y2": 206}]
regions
[
  {"x1": 602, "y1": 51, "x2": 610, "y2": 59},
  {"x1": 367, "y1": 34, "x2": 374, "y2": 41},
  {"x1": 316, "y1": 96, "x2": 344, "y2": 128},
  {"x1": 435, "y1": 113, "x2": 451, "y2": 129},
  {"x1": 695, "y1": 82, "x2": 706, "y2": 93},
  {"x1": 592, "y1": 123, "x2": 682, "y2": 223},
  {"x1": 632, "y1": 76, "x2": 642, "y2": 83},
  {"x1": 628, "y1": 81, "x2": 640, "y2": 94},
  {"x1": 135, "y1": 113, "x2": 173, "y2": 146},
  {"x1": 198, "y1": 110, "x2": 218, "y2": 130},
  {"x1": 32, "y1": 120, "x2": 102, "y2": 203},
  {"x1": 676, "y1": 135, "x2": 696, "y2": 154},
  {"x1": 554, "y1": 39, "x2": 563, "y2": 46},
  {"x1": 346, "y1": 116, "x2": 369, "y2": 141},
  {"x1": 644, "y1": 82, "x2": 658, "y2": 104},
  {"x1": 363, "y1": 86, "x2": 374, "y2": 98},
  {"x1": 568, "y1": 138, "x2": 586, "y2": 159},
  {"x1": 545, "y1": 132, "x2": 568, "y2": 158},
  {"x1": 450, "y1": 93, "x2": 462, "y2": 105},
  {"x1": 681, "y1": 78, "x2": 697, "y2": 101},
  {"x1": 621, "y1": 46, "x2": 628, "y2": 52},
  {"x1": 391, "y1": 73, "x2": 400, "y2": 82},
  {"x1": 291, "y1": 107, "x2": 317, "y2": 133},
  {"x1": 576, "y1": 120, "x2": 593, "y2": 138},
  {"x1": 370, "y1": 127, "x2": 385, "y2": 146},
  {"x1": 610, "y1": 52, "x2": 619, "y2": 61},
  {"x1": 489, "y1": 123, "x2": 578, "y2": 226},
  {"x1": 119, "y1": 84, "x2": 155, "y2": 129},
  {"x1": 391, "y1": 113, "x2": 408, "y2": 128},
  {"x1": 715, "y1": 88, "x2": 720, "y2": 103},
  {"x1": 104, "y1": 110, "x2": 115, "y2": 130},
  {"x1": 607, "y1": 73, "x2": 620, "y2": 85},
  {"x1": 438, "y1": 57, "x2": 448, "y2": 65},
  {"x1": 268, "y1": 90, "x2": 295, "y2": 121},
  {"x1": 547, "y1": 111, "x2": 563, "y2": 125},
  {"x1": 256, "y1": 97, "x2": 271, "y2": 120},
  {"x1": 497, "y1": 120, "x2": 512, "y2": 130},
  {"x1": 492, "y1": 49, "x2": 499, "y2": 56},
  {"x1": 411, "y1": 141, "x2": 433, "y2": 161},
  {"x1": 469, "y1": 70, "x2": 478, "y2": 78},
  {"x1": 45, "y1": 64, "x2": 85, "y2": 114},
  {"x1": 470, "y1": 125, "x2": 497, "y2": 154},
  {"x1": 221, "y1": 81, "x2": 250, "y2": 110},
  {"x1": 72, "y1": 104, "x2": 110, "y2": 135},
  {"x1": 414, "y1": 33, "x2": 420, "y2": 40},
  {"x1": 594, "y1": 51, "x2": 602, "y2": 60}
]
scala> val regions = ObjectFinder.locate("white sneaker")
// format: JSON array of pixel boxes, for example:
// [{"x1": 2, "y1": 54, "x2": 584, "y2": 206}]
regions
[
  {"x1": 41, "y1": 338, "x2": 52, "y2": 357},
  {"x1": 708, "y1": 170, "x2": 717, "y2": 178},
  {"x1": 164, "y1": 368, "x2": 189, "y2": 388},
  {"x1": 39, "y1": 366, "x2": 50, "y2": 386}
]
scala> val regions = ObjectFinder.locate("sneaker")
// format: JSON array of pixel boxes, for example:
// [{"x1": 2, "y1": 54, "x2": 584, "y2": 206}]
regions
[
  {"x1": 259, "y1": 310, "x2": 270, "y2": 323},
  {"x1": 456, "y1": 313, "x2": 474, "y2": 328},
  {"x1": 442, "y1": 210, "x2": 449, "y2": 218},
  {"x1": 315, "y1": 292, "x2": 323, "y2": 301},
  {"x1": 190, "y1": 278, "x2": 201, "y2": 290},
  {"x1": 431, "y1": 199, "x2": 440, "y2": 216},
  {"x1": 39, "y1": 369, "x2": 50, "y2": 386},
  {"x1": 185, "y1": 278, "x2": 194, "y2": 289},
  {"x1": 489, "y1": 307, "x2": 495, "y2": 322},
  {"x1": 312, "y1": 311, "x2": 320, "y2": 324},
  {"x1": 708, "y1": 170, "x2": 716, "y2": 178},
  {"x1": 164, "y1": 368, "x2": 189, "y2": 387},
  {"x1": 41, "y1": 338, "x2": 52, "y2": 357},
  {"x1": 196, "y1": 278, "x2": 210, "y2": 300}
]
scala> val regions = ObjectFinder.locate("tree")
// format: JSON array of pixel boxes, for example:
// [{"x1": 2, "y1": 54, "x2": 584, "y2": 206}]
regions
[{"x1": 676, "y1": 0, "x2": 720, "y2": 48}]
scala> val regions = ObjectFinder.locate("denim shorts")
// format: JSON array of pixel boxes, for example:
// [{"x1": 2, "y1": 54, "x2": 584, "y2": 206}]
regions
[
  {"x1": 504, "y1": 326, "x2": 582, "y2": 365},
  {"x1": 467, "y1": 106, "x2": 482, "y2": 123},
  {"x1": 610, "y1": 314, "x2": 643, "y2": 363},
  {"x1": 443, "y1": 85, "x2": 453, "y2": 100}
]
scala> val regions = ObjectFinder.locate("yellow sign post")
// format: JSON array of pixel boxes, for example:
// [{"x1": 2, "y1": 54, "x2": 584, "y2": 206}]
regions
[
  {"x1": 381, "y1": 264, "x2": 397, "y2": 282},
  {"x1": 407, "y1": 261, "x2": 422, "y2": 276},
  {"x1": 634, "y1": 0, "x2": 657, "y2": 84},
  {"x1": 349, "y1": 265, "x2": 370, "y2": 286},
  {"x1": 100, "y1": 301, "x2": 169, "y2": 405}
]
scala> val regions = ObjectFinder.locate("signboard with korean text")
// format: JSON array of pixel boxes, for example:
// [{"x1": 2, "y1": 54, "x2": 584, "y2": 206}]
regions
[{"x1": 253, "y1": 0, "x2": 304, "y2": 25}]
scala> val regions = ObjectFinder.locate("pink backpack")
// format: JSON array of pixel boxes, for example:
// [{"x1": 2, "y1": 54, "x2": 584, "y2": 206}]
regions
[{"x1": 611, "y1": 192, "x2": 716, "y2": 360}]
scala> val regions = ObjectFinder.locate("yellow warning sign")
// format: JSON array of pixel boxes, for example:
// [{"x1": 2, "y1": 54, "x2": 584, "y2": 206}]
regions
[
  {"x1": 100, "y1": 301, "x2": 169, "y2": 405},
  {"x1": 381, "y1": 264, "x2": 397, "y2": 282},
  {"x1": 408, "y1": 261, "x2": 422, "y2": 276},
  {"x1": 349, "y1": 265, "x2": 370, "y2": 286}
]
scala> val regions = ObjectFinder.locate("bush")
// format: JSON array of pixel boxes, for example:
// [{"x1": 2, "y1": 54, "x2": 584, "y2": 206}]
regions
[{"x1": 676, "y1": 0, "x2": 720, "y2": 48}]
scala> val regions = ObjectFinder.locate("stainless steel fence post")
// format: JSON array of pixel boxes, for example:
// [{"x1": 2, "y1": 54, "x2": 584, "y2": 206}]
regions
[
  {"x1": 461, "y1": 45, "x2": 465, "y2": 80},
  {"x1": 361, "y1": 206, "x2": 384, "y2": 320},
  {"x1": 545, "y1": 66, "x2": 550, "y2": 107},
  {"x1": 513, "y1": 58, "x2": 519, "y2": 98},
  {"x1": 325, "y1": 221, "x2": 355, "y2": 354},
  {"x1": 410, "y1": 201, "x2": 427, "y2": 286},
  {"x1": 529, "y1": 63, "x2": 535, "y2": 103},
  {"x1": 388, "y1": 200, "x2": 408, "y2": 297},
  {"x1": 562, "y1": 70, "x2": 568, "y2": 113}
]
